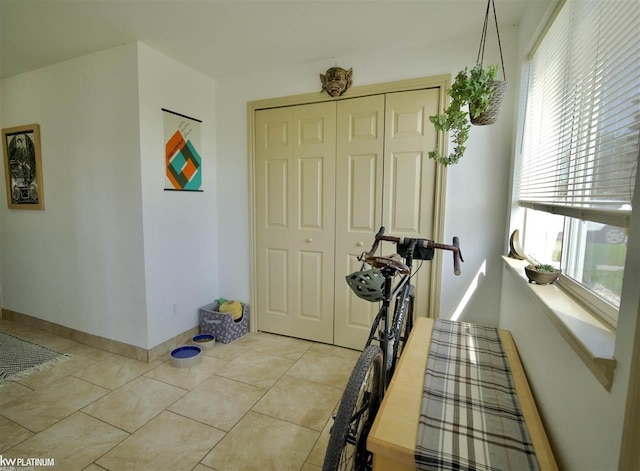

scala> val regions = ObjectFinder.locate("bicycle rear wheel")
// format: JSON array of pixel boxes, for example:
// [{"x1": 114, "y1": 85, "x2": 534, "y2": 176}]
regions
[{"x1": 323, "y1": 345, "x2": 383, "y2": 471}]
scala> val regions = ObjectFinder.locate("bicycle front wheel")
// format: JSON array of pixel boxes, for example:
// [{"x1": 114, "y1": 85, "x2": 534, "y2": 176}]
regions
[{"x1": 323, "y1": 345, "x2": 384, "y2": 471}]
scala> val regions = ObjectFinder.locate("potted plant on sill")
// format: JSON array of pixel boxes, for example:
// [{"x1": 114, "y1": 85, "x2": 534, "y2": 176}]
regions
[
  {"x1": 428, "y1": 63, "x2": 507, "y2": 166},
  {"x1": 524, "y1": 264, "x2": 561, "y2": 285}
]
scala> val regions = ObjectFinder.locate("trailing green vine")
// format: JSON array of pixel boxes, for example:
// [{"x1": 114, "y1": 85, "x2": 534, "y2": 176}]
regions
[{"x1": 428, "y1": 64, "x2": 498, "y2": 166}]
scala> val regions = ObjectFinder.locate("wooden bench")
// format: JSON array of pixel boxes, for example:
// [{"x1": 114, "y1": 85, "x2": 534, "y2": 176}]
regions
[{"x1": 366, "y1": 317, "x2": 558, "y2": 471}]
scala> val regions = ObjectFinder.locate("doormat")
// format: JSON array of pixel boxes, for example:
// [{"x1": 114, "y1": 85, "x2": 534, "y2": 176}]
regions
[{"x1": 0, "y1": 331, "x2": 71, "y2": 384}]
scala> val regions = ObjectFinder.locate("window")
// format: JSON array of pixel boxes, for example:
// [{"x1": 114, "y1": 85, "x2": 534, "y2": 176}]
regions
[{"x1": 518, "y1": 0, "x2": 639, "y2": 327}]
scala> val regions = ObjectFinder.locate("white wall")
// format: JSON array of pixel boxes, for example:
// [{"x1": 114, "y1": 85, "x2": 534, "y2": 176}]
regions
[
  {"x1": 499, "y1": 3, "x2": 640, "y2": 469},
  {"x1": 137, "y1": 43, "x2": 219, "y2": 347},
  {"x1": 0, "y1": 44, "x2": 148, "y2": 347},
  {"x1": 215, "y1": 28, "x2": 519, "y2": 324}
]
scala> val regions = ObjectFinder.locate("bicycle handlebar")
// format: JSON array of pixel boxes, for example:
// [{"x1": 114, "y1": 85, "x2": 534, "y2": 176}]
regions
[{"x1": 362, "y1": 227, "x2": 463, "y2": 276}]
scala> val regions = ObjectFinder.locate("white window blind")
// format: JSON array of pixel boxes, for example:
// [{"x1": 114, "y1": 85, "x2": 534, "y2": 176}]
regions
[{"x1": 519, "y1": 0, "x2": 640, "y2": 228}]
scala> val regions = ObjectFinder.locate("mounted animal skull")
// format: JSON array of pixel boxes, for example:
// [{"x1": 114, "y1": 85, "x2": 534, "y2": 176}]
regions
[{"x1": 320, "y1": 67, "x2": 353, "y2": 97}]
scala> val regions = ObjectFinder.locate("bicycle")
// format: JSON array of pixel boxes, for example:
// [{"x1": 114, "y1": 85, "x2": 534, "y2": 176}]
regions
[{"x1": 323, "y1": 226, "x2": 463, "y2": 471}]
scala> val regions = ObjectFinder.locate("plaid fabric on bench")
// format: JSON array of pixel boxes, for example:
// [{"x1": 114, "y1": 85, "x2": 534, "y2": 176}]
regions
[{"x1": 415, "y1": 319, "x2": 540, "y2": 471}]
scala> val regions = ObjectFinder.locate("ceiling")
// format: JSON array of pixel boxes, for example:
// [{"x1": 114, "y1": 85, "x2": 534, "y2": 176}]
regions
[{"x1": 0, "y1": 0, "x2": 536, "y2": 81}]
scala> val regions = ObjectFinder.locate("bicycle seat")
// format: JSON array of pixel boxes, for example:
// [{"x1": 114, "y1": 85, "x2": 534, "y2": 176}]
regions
[{"x1": 365, "y1": 254, "x2": 410, "y2": 275}]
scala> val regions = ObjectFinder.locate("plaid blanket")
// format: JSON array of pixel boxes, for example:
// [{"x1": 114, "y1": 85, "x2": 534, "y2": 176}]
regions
[{"x1": 415, "y1": 320, "x2": 540, "y2": 471}]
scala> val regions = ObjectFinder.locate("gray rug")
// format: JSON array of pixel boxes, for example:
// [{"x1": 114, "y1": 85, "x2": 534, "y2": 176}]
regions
[{"x1": 0, "y1": 331, "x2": 71, "y2": 384}]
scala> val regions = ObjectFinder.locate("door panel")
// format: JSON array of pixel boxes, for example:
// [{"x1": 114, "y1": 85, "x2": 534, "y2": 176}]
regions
[
  {"x1": 334, "y1": 95, "x2": 385, "y2": 350},
  {"x1": 256, "y1": 103, "x2": 336, "y2": 342},
  {"x1": 388, "y1": 151, "x2": 422, "y2": 233},
  {"x1": 266, "y1": 159, "x2": 288, "y2": 228},
  {"x1": 292, "y1": 103, "x2": 336, "y2": 343},
  {"x1": 256, "y1": 107, "x2": 294, "y2": 335},
  {"x1": 383, "y1": 89, "x2": 440, "y2": 320},
  {"x1": 298, "y1": 250, "x2": 323, "y2": 319},
  {"x1": 298, "y1": 157, "x2": 323, "y2": 230},
  {"x1": 266, "y1": 249, "x2": 289, "y2": 315}
]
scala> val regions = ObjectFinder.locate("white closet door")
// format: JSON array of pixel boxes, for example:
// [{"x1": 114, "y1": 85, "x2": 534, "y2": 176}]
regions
[
  {"x1": 382, "y1": 89, "x2": 439, "y2": 319},
  {"x1": 255, "y1": 102, "x2": 336, "y2": 343},
  {"x1": 334, "y1": 95, "x2": 385, "y2": 350}
]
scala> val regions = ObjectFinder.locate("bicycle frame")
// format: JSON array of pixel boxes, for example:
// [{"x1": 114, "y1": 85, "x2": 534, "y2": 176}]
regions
[
  {"x1": 363, "y1": 239, "x2": 417, "y2": 389},
  {"x1": 359, "y1": 227, "x2": 462, "y2": 390},
  {"x1": 323, "y1": 227, "x2": 462, "y2": 471}
]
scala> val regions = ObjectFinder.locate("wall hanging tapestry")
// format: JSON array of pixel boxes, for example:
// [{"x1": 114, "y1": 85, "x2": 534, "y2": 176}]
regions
[
  {"x1": 163, "y1": 108, "x2": 203, "y2": 192},
  {"x1": 2, "y1": 123, "x2": 45, "y2": 209},
  {"x1": 0, "y1": 332, "x2": 70, "y2": 384}
]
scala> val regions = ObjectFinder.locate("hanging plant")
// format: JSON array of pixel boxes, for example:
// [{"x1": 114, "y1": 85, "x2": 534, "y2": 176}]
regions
[
  {"x1": 428, "y1": 0, "x2": 508, "y2": 166},
  {"x1": 428, "y1": 64, "x2": 500, "y2": 166}
]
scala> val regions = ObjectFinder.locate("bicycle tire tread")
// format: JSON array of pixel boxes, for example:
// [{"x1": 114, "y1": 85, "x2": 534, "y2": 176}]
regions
[{"x1": 322, "y1": 345, "x2": 383, "y2": 471}]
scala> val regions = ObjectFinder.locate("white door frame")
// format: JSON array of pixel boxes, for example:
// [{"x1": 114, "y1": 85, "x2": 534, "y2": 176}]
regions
[{"x1": 247, "y1": 74, "x2": 451, "y2": 335}]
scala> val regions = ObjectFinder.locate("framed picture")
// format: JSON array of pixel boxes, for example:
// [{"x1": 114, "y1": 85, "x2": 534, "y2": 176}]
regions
[
  {"x1": 163, "y1": 108, "x2": 203, "y2": 192},
  {"x1": 2, "y1": 123, "x2": 45, "y2": 210}
]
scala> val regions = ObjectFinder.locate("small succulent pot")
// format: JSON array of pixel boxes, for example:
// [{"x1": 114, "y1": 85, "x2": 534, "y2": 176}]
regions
[{"x1": 524, "y1": 265, "x2": 561, "y2": 285}]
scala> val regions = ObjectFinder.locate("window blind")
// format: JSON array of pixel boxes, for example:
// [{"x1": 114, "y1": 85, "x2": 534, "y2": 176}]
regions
[{"x1": 519, "y1": 0, "x2": 640, "y2": 228}]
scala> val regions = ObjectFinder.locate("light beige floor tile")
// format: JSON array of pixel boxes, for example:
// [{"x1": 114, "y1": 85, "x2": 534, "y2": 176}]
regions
[
  {"x1": 16, "y1": 354, "x2": 96, "y2": 390},
  {"x1": 307, "y1": 432, "x2": 329, "y2": 467},
  {"x1": 0, "y1": 415, "x2": 33, "y2": 453},
  {"x1": 144, "y1": 355, "x2": 228, "y2": 390},
  {"x1": 308, "y1": 342, "x2": 362, "y2": 362},
  {"x1": 302, "y1": 463, "x2": 322, "y2": 471},
  {"x1": 0, "y1": 322, "x2": 42, "y2": 338},
  {"x1": 193, "y1": 465, "x2": 215, "y2": 471},
  {"x1": 3, "y1": 412, "x2": 128, "y2": 471},
  {"x1": 230, "y1": 332, "x2": 273, "y2": 348},
  {"x1": 0, "y1": 376, "x2": 108, "y2": 432},
  {"x1": 202, "y1": 411, "x2": 319, "y2": 471},
  {"x1": 243, "y1": 334, "x2": 313, "y2": 360},
  {"x1": 0, "y1": 319, "x2": 17, "y2": 331},
  {"x1": 0, "y1": 382, "x2": 32, "y2": 406},
  {"x1": 96, "y1": 411, "x2": 224, "y2": 471},
  {"x1": 10, "y1": 330, "x2": 77, "y2": 353},
  {"x1": 216, "y1": 351, "x2": 294, "y2": 389},
  {"x1": 65, "y1": 342, "x2": 123, "y2": 363},
  {"x1": 82, "y1": 376, "x2": 186, "y2": 432},
  {"x1": 83, "y1": 465, "x2": 108, "y2": 471},
  {"x1": 253, "y1": 375, "x2": 342, "y2": 431},
  {"x1": 72, "y1": 355, "x2": 160, "y2": 390},
  {"x1": 287, "y1": 349, "x2": 357, "y2": 389},
  {"x1": 202, "y1": 342, "x2": 248, "y2": 362},
  {"x1": 170, "y1": 375, "x2": 265, "y2": 431}
]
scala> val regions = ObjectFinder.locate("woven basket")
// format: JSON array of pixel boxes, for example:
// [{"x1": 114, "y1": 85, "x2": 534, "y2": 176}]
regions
[{"x1": 470, "y1": 80, "x2": 508, "y2": 126}]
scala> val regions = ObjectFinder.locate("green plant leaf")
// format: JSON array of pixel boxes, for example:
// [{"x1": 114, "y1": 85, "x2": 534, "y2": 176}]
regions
[{"x1": 428, "y1": 64, "x2": 501, "y2": 166}]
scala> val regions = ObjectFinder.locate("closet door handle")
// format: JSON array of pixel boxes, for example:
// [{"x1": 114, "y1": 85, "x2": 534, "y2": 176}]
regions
[
  {"x1": 357, "y1": 241, "x2": 364, "y2": 247},
  {"x1": 306, "y1": 238, "x2": 313, "y2": 243}
]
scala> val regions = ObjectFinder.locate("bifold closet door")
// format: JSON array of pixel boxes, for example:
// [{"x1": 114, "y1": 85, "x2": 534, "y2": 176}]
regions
[
  {"x1": 334, "y1": 95, "x2": 385, "y2": 350},
  {"x1": 382, "y1": 89, "x2": 439, "y2": 320},
  {"x1": 334, "y1": 90, "x2": 439, "y2": 349},
  {"x1": 255, "y1": 102, "x2": 336, "y2": 343}
]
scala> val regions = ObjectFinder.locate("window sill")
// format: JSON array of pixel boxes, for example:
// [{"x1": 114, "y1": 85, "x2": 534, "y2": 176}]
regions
[{"x1": 502, "y1": 256, "x2": 617, "y2": 390}]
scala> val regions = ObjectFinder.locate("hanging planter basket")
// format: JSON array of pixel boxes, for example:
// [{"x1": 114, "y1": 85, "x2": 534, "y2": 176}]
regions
[
  {"x1": 472, "y1": 0, "x2": 508, "y2": 126},
  {"x1": 427, "y1": 0, "x2": 509, "y2": 166},
  {"x1": 471, "y1": 80, "x2": 508, "y2": 125}
]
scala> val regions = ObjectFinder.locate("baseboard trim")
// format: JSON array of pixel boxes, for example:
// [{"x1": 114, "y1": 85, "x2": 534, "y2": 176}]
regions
[{"x1": 1, "y1": 308, "x2": 199, "y2": 363}]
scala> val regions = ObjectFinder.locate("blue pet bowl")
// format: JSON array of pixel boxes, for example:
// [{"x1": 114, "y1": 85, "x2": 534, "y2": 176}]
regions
[{"x1": 170, "y1": 345, "x2": 202, "y2": 368}]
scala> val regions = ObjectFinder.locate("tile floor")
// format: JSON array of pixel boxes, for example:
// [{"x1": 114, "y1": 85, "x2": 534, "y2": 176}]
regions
[{"x1": 0, "y1": 319, "x2": 361, "y2": 471}]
